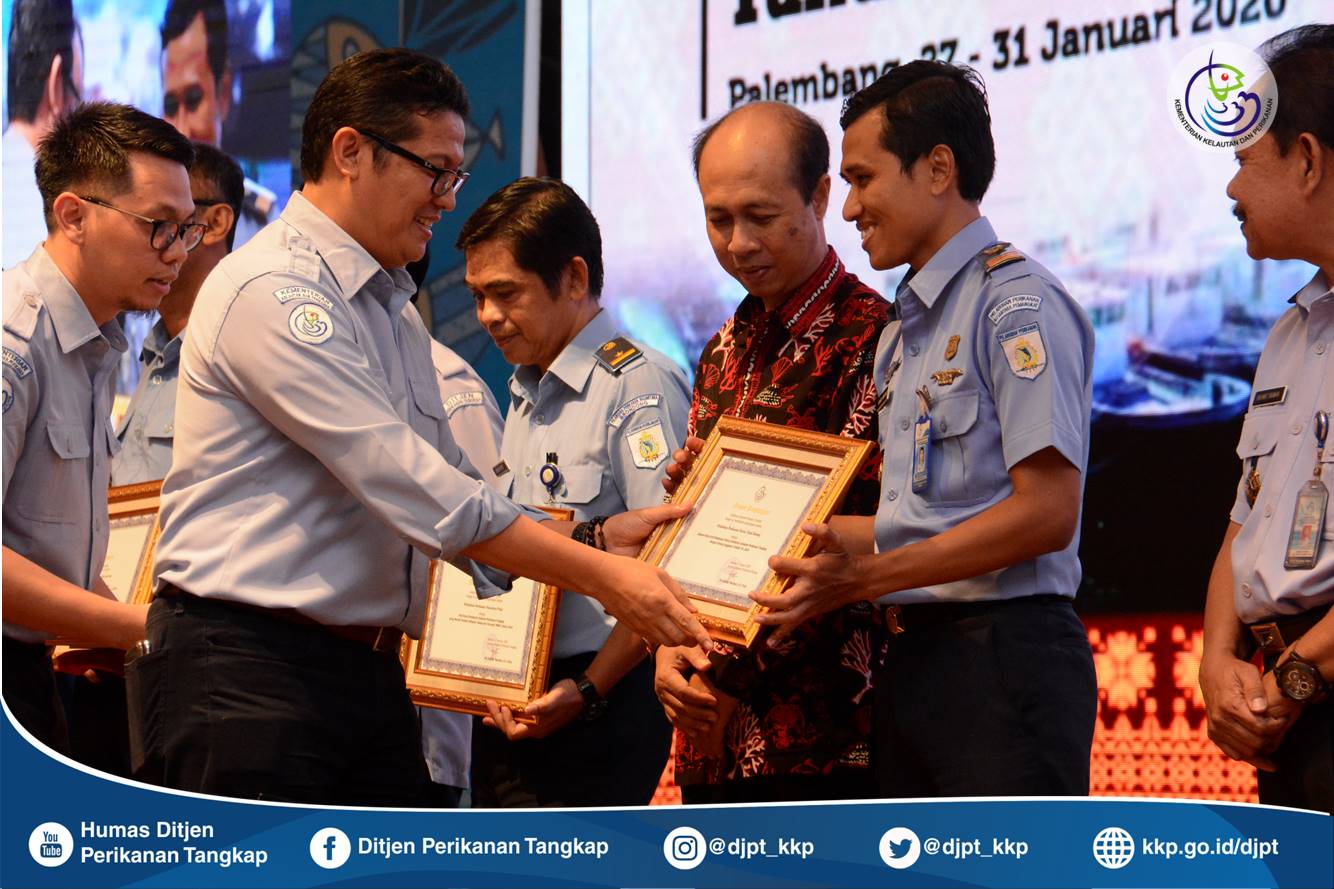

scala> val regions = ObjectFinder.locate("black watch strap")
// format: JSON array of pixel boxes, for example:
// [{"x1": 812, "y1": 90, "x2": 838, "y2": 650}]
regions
[{"x1": 574, "y1": 673, "x2": 607, "y2": 721}]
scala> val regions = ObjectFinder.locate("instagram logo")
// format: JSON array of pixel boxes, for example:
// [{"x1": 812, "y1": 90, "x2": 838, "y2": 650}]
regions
[{"x1": 663, "y1": 826, "x2": 707, "y2": 870}]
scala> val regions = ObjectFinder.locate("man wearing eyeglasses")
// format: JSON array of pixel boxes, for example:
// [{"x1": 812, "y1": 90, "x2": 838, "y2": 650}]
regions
[
  {"x1": 159, "y1": 0, "x2": 275, "y2": 247},
  {"x1": 112, "y1": 142, "x2": 244, "y2": 486},
  {"x1": 2, "y1": 102, "x2": 197, "y2": 756},
  {"x1": 3, "y1": 0, "x2": 83, "y2": 269},
  {"x1": 138, "y1": 48, "x2": 709, "y2": 805}
]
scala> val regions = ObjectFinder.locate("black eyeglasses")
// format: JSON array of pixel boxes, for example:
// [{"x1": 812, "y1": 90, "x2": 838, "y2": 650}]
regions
[
  {"x1": 163, "y1": 84, "x2": 205, "y2": 118},
  {"x1": 78, "y1": 196, "x2": 207, "y2": 252},
  {"x1": 361, "y1": 131, "x2": 469, "y2": 197}
]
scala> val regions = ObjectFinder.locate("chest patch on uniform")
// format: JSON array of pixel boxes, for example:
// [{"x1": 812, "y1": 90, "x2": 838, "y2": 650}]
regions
[
  {"x1": 288, "y1": 303, "x2": 334, "y2": 345},
  {"x1": 1252, "y1": 386, "x2": 1287, "y2": 408},
  {"x1": 594, "y1": 337, "x2": 642, "y2": 374},
  {"x1": 931, "y1": 368, "x2": 965, "y2": 387},
  {"x1": 987, "y1": 294, "x2": 1043, "y2": 325},
  {"x1": 2, "y1": 347, "x2": 33, "y2": 379},
  {"x1": 2, "y1": 377, "x2": 13, "y2": 413},
  {"x1": 997, "y1": 323, "x2": 1047, "y2": 380},
  {"x1": 492, "y1": 460, "x2": 510, "y2": 477},
  {"x1": 608, "y1": 393, "x2": 662, "y2": 429},
  {"x1": 626, "y1": 420, "x2": 668, "y2": 469},
  {"x1": 442, "y1": 390, "x2": 483, "y2": 417},
  {"x1": 273, "y1": 285, "x2": 334, "y2": 310}
]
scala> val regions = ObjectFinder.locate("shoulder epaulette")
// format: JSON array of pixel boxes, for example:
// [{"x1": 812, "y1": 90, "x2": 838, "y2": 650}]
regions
[
  {"x1": 593, "y1": 336, "x2": 642, "y2": 374},
  {"x1": 3, "y1": 289, "x2": 41, "y2": 342}
]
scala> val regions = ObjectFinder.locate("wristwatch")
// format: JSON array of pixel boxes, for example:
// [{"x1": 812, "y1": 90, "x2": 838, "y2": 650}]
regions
[
  {"x1": 1275, "y1": 649, "x2": 1330, "y2": 703},
  {"x1": 573, "y1": 673, "x2": 608, "y2": 721}
]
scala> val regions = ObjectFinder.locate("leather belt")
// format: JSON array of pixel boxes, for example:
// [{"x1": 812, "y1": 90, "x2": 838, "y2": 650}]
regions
[
  {"x1": 1248, "y1": 602, "x2": 1332, "y2": 656},
  {"x1": 159, "y1": 585, "x2": 403, "y2": 653},
  {"x1": 894, "y1": 593, "x2": 1070, "y2": 631}
]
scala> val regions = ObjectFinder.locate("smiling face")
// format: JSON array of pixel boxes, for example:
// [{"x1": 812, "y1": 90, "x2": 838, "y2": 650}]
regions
[
  {"x1": 1226, "y1": 133, "x2": 1308, "y2": 262},
  {"x1": 696, "y1": 109, "x2": 829, "y2": 308},
  {"x1": 79, "y1": 152, "x2": 196, "y2": 317},
  {"x1": 466, "y1": 238, "x2": 587, "y2": 373},
  {"x1": 840, "y1": 107, "x2": 939, "y2": 272},
  {"x1": 355, "y1": 110, "x2": 466, "y2": 270}
]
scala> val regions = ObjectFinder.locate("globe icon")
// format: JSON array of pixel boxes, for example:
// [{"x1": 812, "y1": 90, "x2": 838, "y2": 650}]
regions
[{"x1": 1092, "y1": 827, "x2": 1135, "y2": 869}]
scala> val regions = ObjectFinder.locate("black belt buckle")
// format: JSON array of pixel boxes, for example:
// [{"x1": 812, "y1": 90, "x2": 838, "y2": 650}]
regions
[{"x1": 1249, "y1": 622, "x2": 1286, "y2": 654}]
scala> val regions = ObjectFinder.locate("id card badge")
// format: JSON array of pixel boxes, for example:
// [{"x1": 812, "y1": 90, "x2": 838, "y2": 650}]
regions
[
  {"x1": 911, "y1": 388, "x2": 932, "y2": 493},
  {"x1": 1285, "y1": 409, "x2": 1330, "y2": 570},
  {"x1": 1284, "y1": 479, "x2": 1328, "y2": 569}
]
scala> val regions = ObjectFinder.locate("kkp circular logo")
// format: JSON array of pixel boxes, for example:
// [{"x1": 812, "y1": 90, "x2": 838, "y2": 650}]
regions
[
  {"x1": 662, "y1": 825, "x2": 707, "y2": 870},
  {"x1": 29, "y1": 822, "x2": 73, "y2": 867},
  {"x1": 1170, "y1": 42, "x2": 1277, "y2": 151},
  {"x1": 878, "y1": 826, "x2": 921, "y2": 870},
  {"x1": 288, "y1": 302, "x2": 334, "y2": 345},
  {"x1": 1092, "y1": 826, "x2": 1136, "y2": 869},
  {"x1": 309, "y1": 827, "x2": 351, "y2": 869}
]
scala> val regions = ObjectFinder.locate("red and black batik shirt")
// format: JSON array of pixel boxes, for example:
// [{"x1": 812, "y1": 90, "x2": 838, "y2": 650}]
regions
[{"x1": 677, "y1": 247, "x2": 893, "y2": 785}]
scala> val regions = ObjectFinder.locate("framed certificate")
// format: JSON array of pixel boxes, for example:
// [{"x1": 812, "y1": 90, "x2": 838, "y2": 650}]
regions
[
  {"x1": 100, "y1": 481, "x2": 163, "y2": 605},
  {"x1": 401, "y1": 507, "x2": 571, "y2": 722},
  {"x1": 639, "y1": 416, "x2": 871, "y2": 647}
]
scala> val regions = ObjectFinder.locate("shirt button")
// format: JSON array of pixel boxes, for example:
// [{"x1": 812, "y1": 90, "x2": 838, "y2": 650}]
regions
[
  {"x1": 1291, "y1": 422, "x2": 1303, "y2": 435},
  {"x1": 1241, "y1": 583, "x2": 1252, "y2": 598},
  {"x1": 1317, "y1": 342, "x2": 1327, "y2": 355},
  {"x1": 535, "y1": 414, "x2": 544, "y2": 424},
  {"x1": 164, "y1": 424, "x2": 173, "y2": 434},
  {"x1": 899, "y1": 418, "x2": 910, "y2": 431},
  {"x1": 886, "y1": 489, "x2": 898, "y2": 501},
  {"x1": 1263, "y1": 504, "x2": 1273, "y2": 517},
  {"x1": 24, "y1": 295, "x2": 36, "y2": 308},
  {"x1": 524, "y1": 466, "x2": 532, "y2": 477},
  {"x1": 939, "y1": 419, "x2": 948, "y2": 433},
  {"x1": 909, "y1": 345, "x2": 920, "y2": 357},
  {"x1": 151, "y1": 375, "x2": 162, "y2": 385}
]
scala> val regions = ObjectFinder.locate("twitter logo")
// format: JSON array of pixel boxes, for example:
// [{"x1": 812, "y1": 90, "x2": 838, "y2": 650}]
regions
[{"x1": 879, "y1": 827, "x2": 921, "y2": 869}]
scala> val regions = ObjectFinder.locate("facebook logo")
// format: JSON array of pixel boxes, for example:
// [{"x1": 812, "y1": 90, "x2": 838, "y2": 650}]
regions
[{"x1": 309, "y1": 827, "x2": 351, "y2": 869}]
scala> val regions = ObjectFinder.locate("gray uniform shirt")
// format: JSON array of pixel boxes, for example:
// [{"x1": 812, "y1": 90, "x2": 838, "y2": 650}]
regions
[
  {"x1": 501, "y1": 309, "x2": 690, "y2": 657},
  {"x1": 153, "y1": 192, "x2": 526, "y2": 635},
  {"x1": 111, "y1": 319, "x2": 180, "y2": 485},
  {"x1": 3, "y1": 246, "x2": 126, "y2": 642}
]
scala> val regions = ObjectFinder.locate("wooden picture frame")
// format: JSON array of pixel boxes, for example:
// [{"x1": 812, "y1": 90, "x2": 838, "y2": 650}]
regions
[
  {"x1": 638, "y1": 416, "x2": 871, "y2": 648},
  {"x1": 401, "y1": 507, "x2": 571, "y2": 722}
]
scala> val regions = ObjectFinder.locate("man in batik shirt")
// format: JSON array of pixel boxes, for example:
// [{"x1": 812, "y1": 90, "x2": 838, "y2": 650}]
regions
[{"x1": 654, "y1": 101, "x2": 892, "y2": 802}]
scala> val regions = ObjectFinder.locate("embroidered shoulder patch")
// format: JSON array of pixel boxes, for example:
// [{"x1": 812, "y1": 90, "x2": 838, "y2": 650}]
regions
[
  {"x1": 987, "y1": 294, "x2": 1043, "y2": 325},
  {"x1": 273, "y1": 285, "x2": 333, "y2": 311},
  {"x1": 608, "y1": 393, "x2": 662, "y2": 429},
  {"x1": 2, "y1": 347, "x2": 33, "y2": 379},
  {"x1": 442, "y1": 390, "x2": 484, "y2": 417},
  {"x1": 626, "y1": 420, "x2": 668, "y2": 469},
  {"x1": 2, "y1": 377, "x2": 13, "y2": 413},
  {"x1": 288, "y1": 303, "x2": 334, "y2": 345},
  {"x1": 997, "y1": 323, "x2": 1047, "y2": 380}
]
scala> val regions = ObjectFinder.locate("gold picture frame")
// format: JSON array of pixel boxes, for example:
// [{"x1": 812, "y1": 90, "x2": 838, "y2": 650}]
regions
[
  {"x1": 401, "y1": 506, "x2": 571, "y2": 722},
  {"x1": 102, "y1": 480, "x2": 163, "y2": 606},
  {"x1": 638, "y1": 416, "x2": 871, "y2": 648}
]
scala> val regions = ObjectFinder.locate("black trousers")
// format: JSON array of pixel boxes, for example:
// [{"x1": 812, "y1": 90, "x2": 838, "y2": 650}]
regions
[
  {"x1": 2, "y1": 637, "x2": 68, "y2": 755},
  {"x1": 681, "y1": 769, "x2": 873, "y2": 804},
  {"x1": 873, "y1": 595, "x2": 1097, "y2": 797},
  {"x1": 470, "y1": 652, "x2": 671, "y2": 807},
  {"x1": 129, "y1": 593, "x2": 428, "y2": 806},
  {"x1": 58, "y1": 672, "x2": 131, "y2": 778}
]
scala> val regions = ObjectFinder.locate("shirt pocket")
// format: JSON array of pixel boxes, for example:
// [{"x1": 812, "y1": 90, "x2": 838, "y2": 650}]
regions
[
  {"x1": 1235, "y1": 410, "x2": 1281, "y2": 470},
  {"x1": 409, "y1": 375, "x2": 447, "y2": 422},
  {"x1": 15, "y1": 422, "x2": 91, "y2": 522},
  {"x1": 921, "y1": 389, "x2": 987, "y2": 508},
  {"x1": 556, "y1": 463, "x2": 604, "y2": 508}
]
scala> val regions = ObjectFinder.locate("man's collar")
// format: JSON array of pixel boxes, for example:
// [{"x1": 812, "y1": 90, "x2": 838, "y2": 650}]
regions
[
  {"x1": 140, "y1": 318, "x2": 181, "y2": 364},
  {"x1": 899, "y1": 216, "x2": 997, "y2": 310},
  {"x1": 737, "y1": 247, "x2": 844, "y2": 336},
  {"x1": 511, "y1": 308, "x2": 618, "y2": 400},
  {"x1": 279, "y1": 191, "x2": 411, "y2": 301},
  {"x1": 1291, "y1": 269, "x2": 1333, "y2": 312},
  {"x1": 25, "y1": 246, "x2": 125, "y2": 354}
]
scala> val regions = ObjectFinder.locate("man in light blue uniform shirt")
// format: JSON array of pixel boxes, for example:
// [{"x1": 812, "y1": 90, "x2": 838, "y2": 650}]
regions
[
  {"x1": 112, "y1": 142, "x2": 243, "y2": 485},
  {"x1": 2, "y1": 103, "x2": 197, "y2": 753},
  {"x1": 459, "y1": 178, "x2": 688, "y2": 806},
  {"x1": 1200, "y1": 25, "x2": 1334, "y2": 815},
  {"x1": 135, "y1": 50, "x2": 706, "y2": 806},
  {"x1": 758, "y1": 61, "x2": 1098, "y2": 797}
]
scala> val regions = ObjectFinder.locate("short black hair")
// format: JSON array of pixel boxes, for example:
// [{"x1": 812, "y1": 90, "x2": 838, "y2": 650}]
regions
[
  {"x1": 1260, "y1": 24, "x2": 1334, "y2": 154},
  {"x1": 691, "y1": 102, "x2": 829, "y2": 204},
  {"x1": 160, "y1": 0, "x2": 229, "y2": 83},
  {"x1": 35, "y1": 102, "x2": 196, "y2": 229},
  {"x1": 189, "y1": 141, "x2": 244, "y2": 249},
  {"x1": 457, "y1": 177, "x2": 605, "y2": 298},
  {"x1": 6, "y1": 0, "x2": 79, "y2": 124},
  {"x1": 840, "y1": 60, "x2": 996, "y2": 203},
  {"x1": 300, "y1": 48, "x2": 470, "y2": 184}
]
